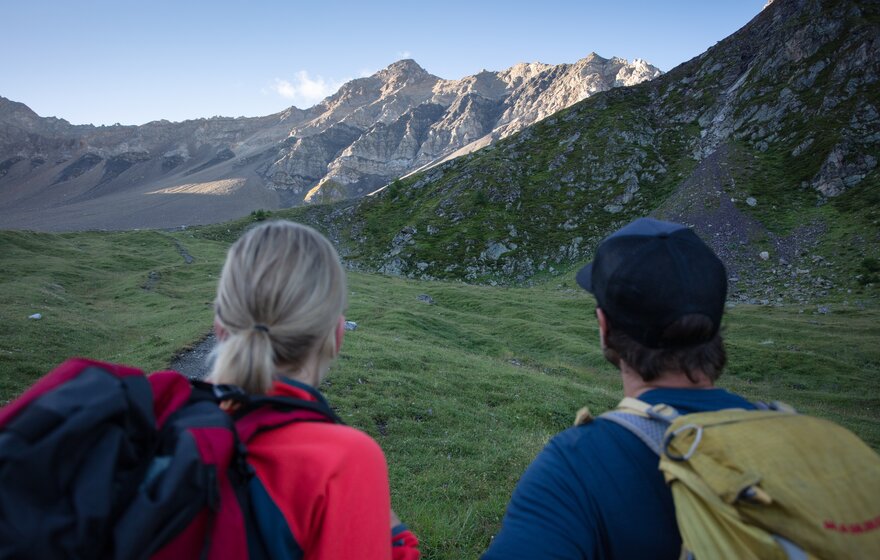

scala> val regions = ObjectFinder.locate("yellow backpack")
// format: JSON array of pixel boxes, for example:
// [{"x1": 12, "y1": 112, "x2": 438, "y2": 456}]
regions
[{"x1": 577, "y1": 398, "x2": 880, "y2": 559}]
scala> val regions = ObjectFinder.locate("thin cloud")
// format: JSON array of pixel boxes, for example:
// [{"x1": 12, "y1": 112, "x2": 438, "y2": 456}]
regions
[
  {"x1": 272, "y1": 79, "x2": 297, "y2": 99},
  {"x1": 398, "y1": 50, "x2": 412, "y2": 59},
  {"x1": 270, "y1": 71, "x2": 342, "y2": 107}
]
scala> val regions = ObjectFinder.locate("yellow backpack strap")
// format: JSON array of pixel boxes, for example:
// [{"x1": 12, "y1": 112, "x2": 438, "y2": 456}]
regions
[
  {"x1": 574, "y1": 406, "x2": 593, "y2": 426},
  {"x1": 574, "y1": 398, "x2": 675, "y2": 426},
  {"x1": 616, "y1": 397, "x2": 681, "y2": 420},
  {"x1": 616, "y1": 397, "x2": 653, "y2": 415}
]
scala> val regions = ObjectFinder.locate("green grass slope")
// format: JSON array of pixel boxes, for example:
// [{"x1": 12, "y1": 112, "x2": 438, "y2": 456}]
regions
[
  {"x1": 0, "y1": 229, "x2": 226, "y2": 394},
  {"x1": 1, "y1": 226, "x2": 878, "y2": 558}
]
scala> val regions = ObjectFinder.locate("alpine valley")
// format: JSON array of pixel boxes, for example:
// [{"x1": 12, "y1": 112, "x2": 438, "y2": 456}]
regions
[{"x1": 1, "y1": 0, "x2": 878, "y2": 305}]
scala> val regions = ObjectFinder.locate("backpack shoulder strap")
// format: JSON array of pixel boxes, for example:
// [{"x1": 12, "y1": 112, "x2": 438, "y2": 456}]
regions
[
  {"x1": 599, "y1": 398, "x2": 681, "y2": 457},
  {"x1": 187, "y1": 379, "x2": 345, "y2": 443},
  {"x1": 234, "y1": 395, "x2": 343, "y2": 443}
]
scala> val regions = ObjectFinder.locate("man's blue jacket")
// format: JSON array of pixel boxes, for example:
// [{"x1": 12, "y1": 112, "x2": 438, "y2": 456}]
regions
[{"x1": 482, "y1": 387, "x2": 757, "y2": 560}]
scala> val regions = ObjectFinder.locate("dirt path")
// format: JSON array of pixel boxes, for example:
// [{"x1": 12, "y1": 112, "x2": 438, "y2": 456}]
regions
[
  {"x1": 170, "y1": 333, "x2": 215, "y2": 379},
  {"x1": 173, "y1": 238, "x2": 195, "y2": 264}
]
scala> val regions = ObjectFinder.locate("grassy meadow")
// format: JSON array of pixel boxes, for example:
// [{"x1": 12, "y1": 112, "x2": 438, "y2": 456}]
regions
[{"x1": 1, "y1": 223, "x2": 878, "y2": 559}]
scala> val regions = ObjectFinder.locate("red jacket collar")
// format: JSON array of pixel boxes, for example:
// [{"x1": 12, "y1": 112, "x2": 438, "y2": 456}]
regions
[{"x1": 270, "y1": 376, "x2": 324, "y2": 403}]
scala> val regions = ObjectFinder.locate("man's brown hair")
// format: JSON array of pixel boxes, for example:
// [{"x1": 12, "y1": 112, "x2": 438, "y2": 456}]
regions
[{"x1": 603, "y1": 314, "x2": 726, "y2": 383}]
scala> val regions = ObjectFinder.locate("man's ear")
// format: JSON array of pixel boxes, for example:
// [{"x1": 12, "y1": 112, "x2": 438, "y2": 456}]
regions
[
  {"x1": 596, "y1": 308, "x2": 610, "y2": 347},
  {"x1": 213, "y1": 317, "x2": 228, "y2": 341},
  {"x1": 334, "y1": 315, "x2": 346, "y2": 356}
]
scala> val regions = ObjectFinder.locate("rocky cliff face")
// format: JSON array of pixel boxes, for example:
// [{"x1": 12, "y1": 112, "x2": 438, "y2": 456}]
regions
[
  {"x1": 265, "y1": 55, "x2": 661, "y2": 203},
  {"x1": 284, "y1": 0, "x2": 879, "y2": 303},
  {"x1": 0, "y1": 56, "x2": 659, "y2": 230}
]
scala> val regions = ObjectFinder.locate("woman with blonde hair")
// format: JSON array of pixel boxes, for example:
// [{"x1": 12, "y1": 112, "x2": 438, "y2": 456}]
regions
[{"x1": 209, "y1": 220, "x2": 419, "y2": 560}]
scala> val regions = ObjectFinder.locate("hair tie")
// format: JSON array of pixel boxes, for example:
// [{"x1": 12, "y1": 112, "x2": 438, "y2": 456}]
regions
[{"x1": 253, "y1": 324, "x2": 269, "y2": 333}]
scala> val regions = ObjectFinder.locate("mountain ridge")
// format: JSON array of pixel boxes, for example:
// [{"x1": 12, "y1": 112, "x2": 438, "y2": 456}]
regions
[{"x1": 0, "y1": 55, "x2": 660, "y2": 230}]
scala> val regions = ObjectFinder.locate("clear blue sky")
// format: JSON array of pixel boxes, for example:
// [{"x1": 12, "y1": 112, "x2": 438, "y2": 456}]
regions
[{"x1": 1, "y1": 0, "x2": 766, "y2": 126}]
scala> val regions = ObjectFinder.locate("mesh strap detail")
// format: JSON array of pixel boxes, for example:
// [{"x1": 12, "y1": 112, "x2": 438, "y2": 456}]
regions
[{"x1": 601, "y1": 411, "x2": 668, "y2": 456}]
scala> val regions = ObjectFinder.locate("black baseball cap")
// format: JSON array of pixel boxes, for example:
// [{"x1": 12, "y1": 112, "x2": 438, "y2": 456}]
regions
[{"x1": 575, "y1": 218, "x2": 727, "y2": 348}]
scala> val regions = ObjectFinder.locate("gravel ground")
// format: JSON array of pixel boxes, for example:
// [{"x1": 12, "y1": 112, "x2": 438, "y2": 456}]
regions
[
  {"x1": 654, "y1": 143, "x2": 829, "y2": 303},
  {"x1": 170, "y1": 333, "x2": 215, "y2": 379}
]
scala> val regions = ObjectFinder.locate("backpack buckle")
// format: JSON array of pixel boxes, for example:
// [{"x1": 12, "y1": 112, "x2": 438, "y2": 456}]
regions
[
  {"x1": 663, "y1": 423, "x2": 704, "y2": 462},
  {"x1": 212, "y1": 384, "x2": 247, "y2": 402}
]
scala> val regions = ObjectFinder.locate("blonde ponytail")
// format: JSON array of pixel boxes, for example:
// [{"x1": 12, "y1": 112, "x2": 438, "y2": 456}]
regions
[{"x1": 208, "y1": 221, "x2": 347, "y2": 394}]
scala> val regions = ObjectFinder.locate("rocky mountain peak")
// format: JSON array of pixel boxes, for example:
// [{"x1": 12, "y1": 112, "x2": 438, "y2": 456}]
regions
[
  {"x1": 0, "y1": 96, "x2": 25, "y2": 114},
  {"x1": 315, "y1": 59, "x2": 439, "y2": 116},
  {"x1": 380, "y1": 59, "x2": 430, "y2": 79},
  {"x1": 375, "y1": 59, "x2": 438, "y2": 98},
  {"x1": 0, "y1": 96, "x2": 82, "y2": 145},
  {"x1": 613, "y1": 58, "x2": 663, "y2": 86},
  {"x1": 0, "y1": 96, "x2": 53, "y2": 128}
]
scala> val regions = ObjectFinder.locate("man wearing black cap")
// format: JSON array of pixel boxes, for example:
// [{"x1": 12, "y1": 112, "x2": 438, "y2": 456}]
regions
[{"x1": 482, "y1": 218, "x2": 757, "y2": 559}]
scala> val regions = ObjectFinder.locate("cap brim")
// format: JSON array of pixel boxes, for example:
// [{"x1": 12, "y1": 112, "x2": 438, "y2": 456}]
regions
[{"x1": 575, "y1": 263, "x2": 594, "y2": 292}]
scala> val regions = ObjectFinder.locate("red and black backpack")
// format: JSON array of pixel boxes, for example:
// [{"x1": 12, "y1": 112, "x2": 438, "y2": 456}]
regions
[{"x1": 0, "y1": 358, "x2": 341, "y2": 560}]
